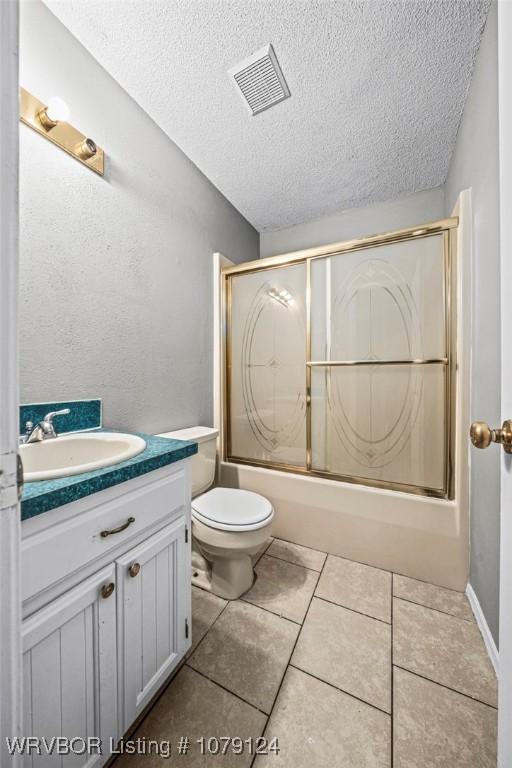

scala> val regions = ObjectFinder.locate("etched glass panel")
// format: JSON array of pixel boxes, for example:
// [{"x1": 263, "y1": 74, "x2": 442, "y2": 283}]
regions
[
  {"x1": 229, "y1": 263, "x2": 307, "y2": 466},
  {"x1": 311, "y1": 234, "x2": 446, "y2": 363},
  {"x1": 311, "y1": 363, "x2": 446, "y2": 491}
]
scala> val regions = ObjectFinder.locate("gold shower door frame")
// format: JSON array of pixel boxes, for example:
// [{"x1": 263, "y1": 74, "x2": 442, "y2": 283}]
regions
[{"x1": 222, "y1": 217, "x2": 458, "y2": 499}]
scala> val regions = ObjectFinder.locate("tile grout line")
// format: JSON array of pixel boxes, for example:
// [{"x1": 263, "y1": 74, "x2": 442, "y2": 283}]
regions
[
  {"x1": 288, "y1": 662, "x2": 392, "y2": 718},
  {"x1": 392, "y1": 593, "x2": 474, "y2": 623},
  {"x1": 248, "y1": 546, "x2": 329, "y2": 768},
  {"x1": 313, "y1": 593, "x2": 392, "y2": 625},
  {"x1": 110, "y1": 649, "x2": 198, "y2": 765},
  {"x1": 186, "y1": 592, "x2": 231, "y2": 659},
  {"x1": 318, "y1": 547, "x2": 392, "y2": 575},
  {"x1": 111, "y1": 587, "x2": 233, "y2": 763},
  {"x1": 392, "y1": 663, "x2": 498, "y2": 711},
  {"x1": 393, "y1": 570, "x2": 470, "y2": 595},
  {"x1": 190, "y1": 546, "x2": 323, "y2": 760},
  {"x1": 187, "y1": 588, "x2": 274, "y2": 749},
  {"x1": 239, "y1": 594, "x2": 307, "y2": 626},
  {"x1": 267, "y1": 535, "x2": 331, "y2": 558},
  {"x1": 184, "y1": 663, "x2": 270, "y2": 716},
  {"x1": 254, "y1": 537, "x2": 275, "y2": 565},
  {"x1": 271, "y1": 537, "x2": 392, "y2": 576},
  {"x1": 261, "y1": 550, "x2": 325, "y2": 574}
]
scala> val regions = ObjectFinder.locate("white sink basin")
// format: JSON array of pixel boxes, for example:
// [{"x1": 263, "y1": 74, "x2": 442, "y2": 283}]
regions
[{"x1": 21, "y1": 432, "x2": 147, "y2": 482}]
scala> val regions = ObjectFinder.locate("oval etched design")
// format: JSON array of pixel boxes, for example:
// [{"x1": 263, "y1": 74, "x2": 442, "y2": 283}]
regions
[
  {"x1": 240, "y1": 281, "x2": 306, "y2": 456},
  {"x1": 329, "y1": 259, "x2": 424, "y2": 469}
]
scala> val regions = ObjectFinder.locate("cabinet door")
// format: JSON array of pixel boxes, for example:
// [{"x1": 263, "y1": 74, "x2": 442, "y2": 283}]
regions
[
  {"x1": 22, "y1": 565, "x2": 117, "y2": 767},
  {"x1": 116, "y1": 517, "x2": 190, "y2": 730}
]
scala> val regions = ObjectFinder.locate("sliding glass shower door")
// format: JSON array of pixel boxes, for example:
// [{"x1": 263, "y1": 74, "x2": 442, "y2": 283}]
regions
[
  {"x1": 228, "y1": 263, "x2": 308, "y2": 467},
  {"x1": 309, "y1": 234, "x2": 448, "y2": 493},
  {"x1": 224, "y1": 221, "x2": 456, "y2": 498}
]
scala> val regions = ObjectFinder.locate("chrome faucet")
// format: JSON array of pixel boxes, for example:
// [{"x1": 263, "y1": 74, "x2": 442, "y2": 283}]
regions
[{"x1": 21, "y1": 408, "x2": 71, "y2": 444}]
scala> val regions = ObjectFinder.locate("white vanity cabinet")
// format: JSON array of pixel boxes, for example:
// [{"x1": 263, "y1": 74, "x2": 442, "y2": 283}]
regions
[
  {"x1": 20, "y1": 460, "x2": 192, "y2": 766},
  {"x1": 116, "y1": 517, "x2": 190, "y2": 730},
  {"x1": 22, "y1": 565, "x2": 118, "y2": 768}
]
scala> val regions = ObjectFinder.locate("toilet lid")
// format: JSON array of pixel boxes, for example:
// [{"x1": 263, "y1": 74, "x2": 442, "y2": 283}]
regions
[{"x1": 192, "y1": 488, "x2": 273, "y2": 531}]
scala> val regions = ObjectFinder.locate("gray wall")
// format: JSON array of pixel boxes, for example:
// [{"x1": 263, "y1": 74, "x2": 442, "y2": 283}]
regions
[
  {"x1": 445, "y1": 2, "x2": 501, "y2": 645},
  {"x1": 19, "y1": 1, "x2": 258, "y2": 435},
  {"x1": 260, "y1": 187, "x2": 445, "y2": 258}
]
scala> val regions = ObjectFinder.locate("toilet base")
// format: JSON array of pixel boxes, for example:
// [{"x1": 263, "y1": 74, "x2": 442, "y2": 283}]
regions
[
  {"x1": 191, "y1": 543, "x2": 213, "y2": 592},
  {"x1": 191, "y1": 520, "x2": 271, "y2": 600},
  {"x1": 191, "y1": 541, "x2": 256, "y2": 599},
  {"x1": 191, "y1": 567, "x2": 212, "y2": 593},
  {"x1": 210, "y1": 553, "x2": 255, "y2": 599},
  {"x1": 191, "y1": 538, "x2": 272, "y2": 599}
]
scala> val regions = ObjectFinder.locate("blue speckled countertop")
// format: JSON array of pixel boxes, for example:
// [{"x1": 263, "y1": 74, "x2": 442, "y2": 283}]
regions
[{"x1": 21, "y1": 433, "x2": 197, "y2": 521}]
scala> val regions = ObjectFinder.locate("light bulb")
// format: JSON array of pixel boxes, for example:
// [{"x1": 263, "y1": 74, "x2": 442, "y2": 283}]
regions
[{"x1": 46, "y1": 97, "x2": 70, "y2": 123}]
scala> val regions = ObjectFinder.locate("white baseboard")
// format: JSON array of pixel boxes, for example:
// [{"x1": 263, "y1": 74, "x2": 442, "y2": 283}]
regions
[{"x1": 466, "y1": 583, "x2": 499, "y2": 677}]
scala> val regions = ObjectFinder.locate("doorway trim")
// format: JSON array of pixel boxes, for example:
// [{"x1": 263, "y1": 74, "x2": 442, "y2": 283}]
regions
[
  {"x1": 498, "y1": 1, "x2": 512, "y2": 765},
  {"x1": 0, "y1": 0, "x2": 22, "y2": 763}
]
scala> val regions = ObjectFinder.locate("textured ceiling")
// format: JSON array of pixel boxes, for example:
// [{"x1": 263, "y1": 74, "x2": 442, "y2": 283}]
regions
[{"x1": 45, "y1": 0, "x2": 490, "y2": 231}]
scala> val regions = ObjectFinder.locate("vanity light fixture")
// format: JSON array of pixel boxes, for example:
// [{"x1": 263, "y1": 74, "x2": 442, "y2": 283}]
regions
[{"x1": 20, "y1": 87, "x2": 104, "y2": 176}]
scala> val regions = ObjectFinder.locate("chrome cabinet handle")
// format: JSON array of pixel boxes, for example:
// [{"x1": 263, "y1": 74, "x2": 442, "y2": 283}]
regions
[
  {"x1": 100, "y1": 516, "x2": 135, "y2": 538},
  {"x1": 101, "y1": 582, "x2": 115, "y2": 599}
]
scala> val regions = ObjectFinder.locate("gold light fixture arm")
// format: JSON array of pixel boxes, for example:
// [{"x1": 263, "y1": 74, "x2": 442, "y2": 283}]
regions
[
  {"x1": 37, "y1": 106, "x2": 58, "y2": 131},
  {"x1": 470, "y1": 420, "x2": 512, "y2": 453}
]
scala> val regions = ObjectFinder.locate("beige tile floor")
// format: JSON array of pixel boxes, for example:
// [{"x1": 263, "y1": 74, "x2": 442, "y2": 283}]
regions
[{"x1": 114, "y1": 538, "x2": 498, "y2": 767}]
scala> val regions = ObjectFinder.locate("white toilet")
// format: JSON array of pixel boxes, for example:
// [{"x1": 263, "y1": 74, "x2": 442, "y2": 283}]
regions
[{"x1": 158, "y1": 426, "x2": 274, "y2": 599}]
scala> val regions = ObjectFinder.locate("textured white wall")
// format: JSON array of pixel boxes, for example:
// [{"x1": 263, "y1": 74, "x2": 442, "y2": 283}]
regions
[
  {"x1": 260, "y1": 187, "x2": 445, "y2": 258},
  {"x1": 445, "y1": 2, "x2": 501, "y2": 646},
  {"x1": 19, "y1": 1, "x2": 258, "y2": 435}
]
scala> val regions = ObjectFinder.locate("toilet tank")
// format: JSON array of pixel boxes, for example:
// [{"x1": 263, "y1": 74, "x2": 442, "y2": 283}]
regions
[{"x1": 157, "y1": 426, "x2": 219, "y2": 498}]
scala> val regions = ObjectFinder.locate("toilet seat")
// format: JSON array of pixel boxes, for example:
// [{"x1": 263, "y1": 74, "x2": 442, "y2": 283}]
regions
[{"x1": 192, "y1": 487, "x2": 273, "y2": 532}]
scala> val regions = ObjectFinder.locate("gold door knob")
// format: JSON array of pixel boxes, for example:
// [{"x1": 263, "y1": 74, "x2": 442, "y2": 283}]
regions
[
  {"x1": 101, "y1": 582, "x2": 115, "y2": 599},
  {"x1": 470, "y1": 420, "x2": 512, "y2": 453},
  {"x1": 129, "y1": 562, "x2": 141, "y2": 578}
]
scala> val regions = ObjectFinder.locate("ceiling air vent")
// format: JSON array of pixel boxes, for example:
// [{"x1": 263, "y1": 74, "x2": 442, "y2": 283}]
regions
[{"x1": 228, "y1": 44, "x2": 291, "y2": 116}]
